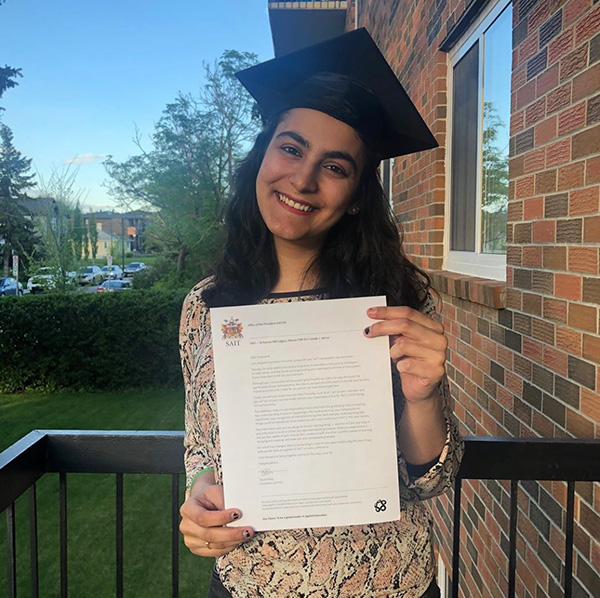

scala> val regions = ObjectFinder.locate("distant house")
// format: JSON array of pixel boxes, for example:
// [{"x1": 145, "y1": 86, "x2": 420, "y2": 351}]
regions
[
  {"x1": 90, "y1": 228, "x2": 133, "y2": 259},
  {"x1": 18, "y1": 197, "x2": 56, "y2": 219},
  {"x1": 83, "y1": 210, "x2": 151, "y2": 253}
]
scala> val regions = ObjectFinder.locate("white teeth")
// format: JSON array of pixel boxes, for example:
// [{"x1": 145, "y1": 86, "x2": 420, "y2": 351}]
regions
[{"x1": 277, "y1": 192, "x2": 314, "y2": 212}]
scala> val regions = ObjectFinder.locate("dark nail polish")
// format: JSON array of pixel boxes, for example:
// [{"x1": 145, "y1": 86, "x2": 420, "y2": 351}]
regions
[
  {"x1": 232, "y1": 511, "x2": 240, "y2": 520},
  {"x1": 364, "y1": 326, "x2": 370, "y2": 335},
  {"x1": 243, "y1": 529, "x2": 251, "y2": 539}
]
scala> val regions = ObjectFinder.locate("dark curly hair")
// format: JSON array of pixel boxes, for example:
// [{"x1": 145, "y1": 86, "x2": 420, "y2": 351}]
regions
[{"x1": 203, "y1": 78, "x2": 431, "y2": 309}]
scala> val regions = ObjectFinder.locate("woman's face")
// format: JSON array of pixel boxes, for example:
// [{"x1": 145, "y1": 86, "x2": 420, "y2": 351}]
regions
[{"x1": 255, "y1": 108, "x2": 365, "y2": 253}]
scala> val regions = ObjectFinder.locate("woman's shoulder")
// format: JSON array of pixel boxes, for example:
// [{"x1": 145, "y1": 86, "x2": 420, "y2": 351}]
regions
[
  {"x1": 188, "y1": 275, "x2": 216, "y2": 298},
  {"x1": 182, "y1": 276, "x2": 215, "y2": 320},
  {"x1": 419, "y1": 290, "x2": 441, "y2": 318}
]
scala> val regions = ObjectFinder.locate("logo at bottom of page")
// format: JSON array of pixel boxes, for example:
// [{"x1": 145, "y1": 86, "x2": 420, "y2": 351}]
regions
[
  {"x1": 374, "y1": 499, "x2": 387, "y2": 513},
  {"x1": 222, "y1": 317, "x2": 243, "y2": 346}
]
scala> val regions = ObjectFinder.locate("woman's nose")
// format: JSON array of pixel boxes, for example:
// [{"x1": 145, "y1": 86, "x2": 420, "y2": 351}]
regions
[{"x1": 289, "y1": 162, "x2": 318, "y2": 193}]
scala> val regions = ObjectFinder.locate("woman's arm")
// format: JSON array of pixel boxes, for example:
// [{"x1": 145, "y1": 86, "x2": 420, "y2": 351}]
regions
[
  {"x1": 365, "y1": 302, "x2": 463, "y2": 497},
  {"x1": 398, "y1": 388, "x2": 446, "y2": 465},
  {"x1": 179, "y1": 287, "x2": 254, "y2": 557}
]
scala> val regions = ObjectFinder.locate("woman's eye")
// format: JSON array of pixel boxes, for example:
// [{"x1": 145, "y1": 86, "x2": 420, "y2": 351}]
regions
[
  {"x1": 281, "y1": 145, "x2": 300, "y2": 156},
  {"x1": 325, "y1": 164, "x2": 346, "y2": 176}
]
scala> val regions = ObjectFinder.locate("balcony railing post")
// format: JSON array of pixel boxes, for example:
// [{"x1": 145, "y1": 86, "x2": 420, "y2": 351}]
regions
[
  {"x1": 30, "y1": 483, "x2": 40, "y2": 598},
  {"x1": 171, "y1": 473, "x2": 180, "y2": 598},
  {"x1": 59, "y1": 472, "x2": 68, "y2": 598},
  {"x1": 117, "y1": 473, "x2": 124, "y2": 598},
  {"x1": 6, "y1": 502, "x2": 17, "y2": 598},
  {"x1": 564, "y1": 481, "x2": 575, "y2": 598},
  {"x1": 451, "y1": 479, "x2": 462, "y2": 598},
  {"x1": 508, "y1": 480, "x2": 518, "y2": 598}
]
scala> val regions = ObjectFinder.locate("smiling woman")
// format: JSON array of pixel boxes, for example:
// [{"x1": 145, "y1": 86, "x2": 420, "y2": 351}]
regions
[
  {"x1": 178, "y1": 29, "x2": 463, "y2": 598},
  {"x1": 255, "y1": 108, "x2": 364, "y2": 266}
]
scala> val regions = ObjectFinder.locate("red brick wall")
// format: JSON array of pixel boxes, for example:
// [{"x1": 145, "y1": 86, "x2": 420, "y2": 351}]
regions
[{"x1": 357, "y1": 0, "x2": 599, "y2": 596}]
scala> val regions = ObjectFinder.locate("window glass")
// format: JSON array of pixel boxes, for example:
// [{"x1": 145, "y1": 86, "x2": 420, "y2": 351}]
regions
[
  {"x1": 481, "y1": 6, "x2": 511, "y2": 254},
  {"x1": 450, "y1": 42, "x2": 479, "y2": 252},
  {"x1": 446, "y1": 0, "x2": 512, "y2": 280}
]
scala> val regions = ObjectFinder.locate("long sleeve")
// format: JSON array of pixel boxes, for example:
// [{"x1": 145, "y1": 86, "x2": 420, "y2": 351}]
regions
[{"x1": 180, "y1": 280, "x2": 218, "y2": 495}]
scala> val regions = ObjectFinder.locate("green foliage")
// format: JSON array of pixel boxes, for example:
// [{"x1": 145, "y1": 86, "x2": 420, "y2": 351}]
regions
[
  {"x1": 104, "y1": 49, "x2": 260, "y2": 287},
  {"x1": 31, "y1": 165, "x2": 89, "y2": 280},
  {"x1": 71, "y1": 201, "x2": 84, "y2": 259},
  {"x1": 0, "y1": 290, "x2": 188, "y2": 392},
  {"x1": 481, "y1": 101, "x2": 509, "y2": 253},
  {"x1": 88, "y1": 211, "x2": 98, "y2": 260},
  {"x1": 82, "y1": 212, "x2": 90, "y2": 259},
  {"x1": 0, "y1": 122, "x2": 37, "y2": 276},
  {"x1": 29, "y1": 200, "x2": 78, "y2": 290},
  {"x1": 0, "y1": 65, "x2": 21, "y2": 108}
]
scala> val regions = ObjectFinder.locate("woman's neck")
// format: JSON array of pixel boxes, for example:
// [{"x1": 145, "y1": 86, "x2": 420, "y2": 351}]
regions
[{"x1": 272, "y1": 239, "x2": 320, "y2": 293}]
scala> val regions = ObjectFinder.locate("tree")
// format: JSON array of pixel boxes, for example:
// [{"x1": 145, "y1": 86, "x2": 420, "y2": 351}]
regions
[
  {"x1": 36, "y1": 163, "x2": 87, "y2": 211},
  {"x1": 88, "y1": 212, "x2": 98, "y2": 261},
  {"x1": 82, "y1": 217, "x2": 89, "y2": 260},
  {"x1": 105, "y1": 49, "x2": 260, "y2": 285},
  {"x1": 0, "y1": 65, "x2": 21, "y2": 112},
  {"x1": 481, "y1": 101, "x2": 509, "y2": 253},
  {"x1": 0, "y1": 2, "x2": 21, "y2": 115},
  {"x1": 71, "y1": 202, "x2": 84, "y2": 260},
  {"x1": 30, "y1": 164, "x2": 88, "y2": 287},
  {"x1": 29, "y1": 199, "x2": 76, "y2": 292},
  {"x1": 0, "y1": 123, "x2": 37, "y2": 276}
]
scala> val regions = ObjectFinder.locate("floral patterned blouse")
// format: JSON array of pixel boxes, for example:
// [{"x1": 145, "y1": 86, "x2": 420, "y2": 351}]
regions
[{"x1": 180, "y1": 277, "x2": 463, "y2": 598}]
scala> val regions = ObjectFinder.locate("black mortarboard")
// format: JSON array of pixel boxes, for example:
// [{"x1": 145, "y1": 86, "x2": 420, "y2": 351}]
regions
[{"x1": 235, "y1": 28, "x2": 438, "y2": 160}]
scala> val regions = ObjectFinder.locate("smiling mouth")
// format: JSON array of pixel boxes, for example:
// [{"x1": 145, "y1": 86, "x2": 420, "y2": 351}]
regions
[{"x1": 276, "y1": 192, "x2": 316, "y2": 213}]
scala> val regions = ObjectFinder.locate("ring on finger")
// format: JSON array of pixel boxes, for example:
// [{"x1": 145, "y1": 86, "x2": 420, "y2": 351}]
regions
[{"x1": 205, "y1": 540, "x2": 211, "y2": 550}]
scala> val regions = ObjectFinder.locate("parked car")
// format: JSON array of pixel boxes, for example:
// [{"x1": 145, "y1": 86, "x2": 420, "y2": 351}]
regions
[
  {"x1": 101, "y1": 265, "x2": 124, "y2": 280},
  {"x1": 96, "y1": 279, "x2": 132, "y2": 293},
  {"x1": 26, "y1": 267, "x2": 76, "y2": 293},
  {"x1": 124, "y1": 262, "x2": 147, "y2": 277},
  {"x1": 76, "y1": 265, "x2": 103, "y2": 285},
  {"x1": 27, "y1": 267, "x2": 57, "y2": 294},
  {"x1": 0, "y1": 277, "x2": 24, "y2": 296}
]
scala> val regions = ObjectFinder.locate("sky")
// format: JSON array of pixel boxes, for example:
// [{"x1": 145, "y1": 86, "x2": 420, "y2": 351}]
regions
[{"x1": 0, "y1": 0, "x2": 274, "y2": 211}]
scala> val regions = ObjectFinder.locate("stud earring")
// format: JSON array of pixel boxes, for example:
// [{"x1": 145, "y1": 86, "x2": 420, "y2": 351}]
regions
[{"x1": 347, "y1": 205, "x2": 360, "y2": 215}]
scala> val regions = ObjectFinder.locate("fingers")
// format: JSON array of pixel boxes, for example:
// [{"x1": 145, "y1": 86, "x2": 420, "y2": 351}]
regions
[
  {"x1": 366, "y1": 306, "x2": 444, "y2": 335},
  {"x1": 364, "y1": 306, "x2": 448, "y2": 387},
  {"x1": 364, "y1": 318, "x2": 447, "y2": 353},
  {"x1": 180, "y1": 516, "x2": 253, "y2": 556},
  {"x1": 389, "y1": 336, "x2": 446, "y2": 366},
  {"x1": 179, "y1": 485, "x2": 255, "y2": 558}
]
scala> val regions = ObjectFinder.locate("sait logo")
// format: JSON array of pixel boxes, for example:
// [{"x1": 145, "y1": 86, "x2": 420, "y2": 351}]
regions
[{"x1": 222, "y1": 317, "x2": 243, "y2": 346}]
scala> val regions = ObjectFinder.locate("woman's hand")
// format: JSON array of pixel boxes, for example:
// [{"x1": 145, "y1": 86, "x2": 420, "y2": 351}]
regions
[
  {"x1": 364, "y1": 305, "x2": 448, "y2": 464},
  {"x1": 364, "y1": 305, "x2": 447, "y2": 403},
  {"x1": 179, "y1": 473, "x2": 254, "y2": 558}
]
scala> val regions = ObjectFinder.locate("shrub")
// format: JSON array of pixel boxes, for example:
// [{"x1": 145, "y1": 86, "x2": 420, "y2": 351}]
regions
[{"x1": 0, "y1": 290, "x2": 189, "y2": 392}]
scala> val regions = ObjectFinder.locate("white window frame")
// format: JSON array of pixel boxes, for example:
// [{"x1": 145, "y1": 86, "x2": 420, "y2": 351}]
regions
[
  {"x1": 444, "y1": 0, "x2": 511, "y2": 281},
  {"x1": 380, "y1": 158, "x2": 394, "y2": 210}
]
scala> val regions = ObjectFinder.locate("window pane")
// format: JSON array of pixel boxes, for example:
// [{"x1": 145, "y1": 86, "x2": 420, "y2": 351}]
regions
[
  {"x1": 382, "y1": 159, "x2": 391, "y2": 199},
  {"x1": 481, "y1": 5, "x2": 512, "y2": 254},
  {"x1": 450, "y1": 42, "x2": 479, "y2": 252}
]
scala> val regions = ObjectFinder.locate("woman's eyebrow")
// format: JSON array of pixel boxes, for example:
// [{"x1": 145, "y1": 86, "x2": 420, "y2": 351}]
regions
[{"x1": 275, "y1": 130, "x2": 358, "y2": 173}]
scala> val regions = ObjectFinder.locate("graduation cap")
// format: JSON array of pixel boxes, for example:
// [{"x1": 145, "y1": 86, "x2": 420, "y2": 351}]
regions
[{"x1": 236, "y1": 28, "x2": 438, "y2": 160}]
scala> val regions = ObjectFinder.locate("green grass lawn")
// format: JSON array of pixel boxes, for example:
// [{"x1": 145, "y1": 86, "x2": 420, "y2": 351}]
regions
[{"x1": 0, "y1": 390, "x2": 214, "y2": 597}]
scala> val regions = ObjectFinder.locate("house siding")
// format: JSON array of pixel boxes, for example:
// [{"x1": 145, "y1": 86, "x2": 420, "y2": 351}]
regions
[{"x1": 352, "y1": 0, "x2": 599, "y2": 596}]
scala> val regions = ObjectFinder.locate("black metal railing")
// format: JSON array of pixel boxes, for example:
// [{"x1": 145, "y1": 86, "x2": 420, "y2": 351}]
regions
[
  {"x1": 452, "y1": 437, "x2": 600, "y2": 598},
  {"x1": 0, "y1": 430, "x2": 184, "y2": 598},
  {"x1": 1, "y1": 431, "x2": 599, "y2": 598}
]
